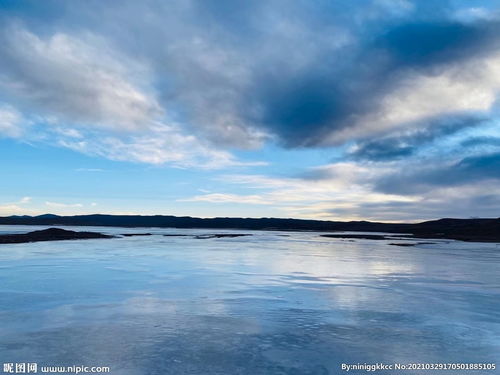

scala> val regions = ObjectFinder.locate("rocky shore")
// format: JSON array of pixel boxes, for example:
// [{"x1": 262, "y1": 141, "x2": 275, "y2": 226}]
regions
[
  {"x1": 0, "y1": 228, "x2": 114, "y2": 244},
  {"x1": 1, "y1": 215, "x2": 498, "y2": 242}
]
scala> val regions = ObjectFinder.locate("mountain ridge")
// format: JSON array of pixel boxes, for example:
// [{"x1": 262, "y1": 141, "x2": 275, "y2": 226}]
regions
[{"x1": 0, "y1": 214, "x2": 499, "y2": 242}]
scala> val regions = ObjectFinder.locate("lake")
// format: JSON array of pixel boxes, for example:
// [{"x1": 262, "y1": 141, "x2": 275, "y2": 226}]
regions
[{"x1": 0, "y1": 225, "x2": 499, "y2": 374}]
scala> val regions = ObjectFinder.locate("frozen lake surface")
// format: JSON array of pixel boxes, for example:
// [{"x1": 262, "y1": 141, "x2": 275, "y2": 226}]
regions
[{"x1": 0, "y1": 225, "x2": 499, "y2": 374}]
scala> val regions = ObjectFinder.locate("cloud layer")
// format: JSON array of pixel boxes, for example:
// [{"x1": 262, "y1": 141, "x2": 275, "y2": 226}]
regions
[
  {"x1": 1, "y1": 0, "x2": 499, "y2": 219},
  {"x1": 2, "y1": 1, "x2": 500, "y2": 151}
]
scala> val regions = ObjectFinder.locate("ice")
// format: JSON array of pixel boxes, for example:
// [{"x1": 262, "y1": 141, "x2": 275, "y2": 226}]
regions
[{"x1": 0, "y1": 225, "x2": 499, "y2": 374}]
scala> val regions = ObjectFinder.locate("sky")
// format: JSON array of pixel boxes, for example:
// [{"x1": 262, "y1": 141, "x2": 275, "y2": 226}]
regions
[{"x1": 1, "y1": 0, "x2": 500, "y2": 222}]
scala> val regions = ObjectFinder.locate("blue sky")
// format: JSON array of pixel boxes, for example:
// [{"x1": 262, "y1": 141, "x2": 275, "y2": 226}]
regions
[{"x1": 1, "y1": 0, "x2": 500, "y2": 221}]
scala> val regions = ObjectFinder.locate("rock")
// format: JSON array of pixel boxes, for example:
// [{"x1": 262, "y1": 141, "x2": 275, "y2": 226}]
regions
[
  {"x1": 0, "y1": 228, "x2": 114, "y2": 244},
  {"x1": 194, "y1": 234, "x2": 252, "y2": 239},
  {"x1": 320, "y1": 234, "x2": 389, "y2": 240},
  {"x1": 163, "y1": 233, "x2": 252, "y2": 239},
  {"x1": 390, "y1": 242, "x2": 438, "y2": 247}
]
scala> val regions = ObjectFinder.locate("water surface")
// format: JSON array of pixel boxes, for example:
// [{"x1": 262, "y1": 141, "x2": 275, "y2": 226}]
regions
[{"x1": 0, "y1": 226, "x2": 499, "y2": 374}]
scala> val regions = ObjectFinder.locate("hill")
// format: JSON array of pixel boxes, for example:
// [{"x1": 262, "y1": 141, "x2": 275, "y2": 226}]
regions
[{"x1": 0, "y1": 214, "x2": 499, "y2": 242}]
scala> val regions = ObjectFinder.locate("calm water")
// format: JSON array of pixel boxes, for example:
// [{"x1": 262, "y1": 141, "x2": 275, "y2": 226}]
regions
[{"x1": 0, "y1": 225, "x2": 499, "y2": 374}]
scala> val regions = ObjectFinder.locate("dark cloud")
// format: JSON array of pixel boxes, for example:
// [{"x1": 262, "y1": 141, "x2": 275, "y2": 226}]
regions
[
  {"x1": 460, "y1": 136, "x2": 500, "y2": 148},
  {"x1": 350, "y1": 139, "x2": 415, "y2": 161},
  {"x1": 375, "y1": 152, "x2": 500, "y2": 195},
  {"x1": 349, "y1": 117, "x2": 485, "y2": 161},
  {"x1": 245, "y1": 18, "x2": 500, "y2": 147},
  {"x1": 374, "y1": 21, "x2": 498, "y2": 68},
  {"x1": 249, "y1": 73, "x2": 346, "y2": 147},
  {"x1": 1, "y1": 0, "x2": 500, "y2": 151}
]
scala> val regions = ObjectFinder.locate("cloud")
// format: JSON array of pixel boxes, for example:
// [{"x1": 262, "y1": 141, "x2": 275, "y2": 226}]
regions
[
  {"x1": 0, "y1": 25, "x2": 161, "y2": 131},
  {"x1": 332, "y1": 49, "x2": 500, "y2": 144},
  {"x1": 373, "y1": 21, "x2": 497, "y2": 67},
  {"x1": 1, "y1": 2, "x2": 500, "y2": 159},
  {"x1": 19, "y1": 196, "x2": 31, "y2": 204},
  {"x1": 0, "y1": 104, "x2": 26, "y2": 137},
  {"x1": 0, "y1": 204, "x2": 26, "y2": 215},
  {"x1": 56, "y1": 127, "x2": 266, "y2": 168},
  {"x1": 180, "y1": 146, "x2": 500, "y2": 221},
  {"x1": 0, "y1": 197, "x2": 35, "y2": 215},
  {"x1": 374, "y1": 152, "x2": 500, "y2": 195},
  {"x1": 0, "y1": 0, "x2": 499, "y2": 221},
  {"x1": 180, "y1": 164, "x2": 417, "y2": 220},
  {"x1": 246, "y1": 17, "x2": 500, "y2": 147},
  {"x1": 180, "y1": 193, "x2": 269, "y2": 205},
  {"x1": 453, "y1": 7, "x2": 499, "y2": 23},
  {"x1": 324, "y1": 187, "x2": 500, "y2": 222},
  {"x1": 347, "y1": 117, "x2": 484, "y2": 161},
  {"x1": 45, "y1": 201, "x2": 83, "y2": 208},
  {"x1": 0, "y1": 23, "x2": 263, "y2": 168},
  {"x1": 75, "y1": 168, "x2": 105, "y2": 172}
]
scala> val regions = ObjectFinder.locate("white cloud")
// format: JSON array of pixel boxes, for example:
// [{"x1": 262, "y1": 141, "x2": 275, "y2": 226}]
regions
[
  {"x1": 75, "y1": 168, "x2": 105, "y2": 172},
  {"x1": 0, "y1": 204, "x2": 26, "y2": 215},
  {"x1": 45, "y1": 201, "x2": 84, "y2": 208},
  {"x1": 57, "y1": 126, "x2": 265, "y2": 169},
  {"x1": 0, "y1": 104, "x2": 26, "y2": 138},
  {"x1": 181, "y1": 165, "x2": 500, "y2": 221},
  {"x1": 0, "y1": 24, "x2": 265, "y2": 169},
  {"x1": 452, "y1": 7, "x2": 498, "y2": 23},
  {"x1": 179, "y1": 162, "x2": 418, "y2": 220},
  {"x1": 326, "y1": 52, "x2": 500, "y2": 144},
  {"x1": 0, "y1": 26, "x2": 161, "y2": 131},
  {"x1": 0, "y1": 197, "x2": 36, "y2": 215},
  {"x1": 181, "y1": 193, "x2": 269, "y2": 205}
]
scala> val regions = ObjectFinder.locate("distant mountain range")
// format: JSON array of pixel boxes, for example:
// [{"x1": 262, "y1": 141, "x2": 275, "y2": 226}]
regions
[{"x1": 0, "y1": 214, "x2": 499, "y2": 242}]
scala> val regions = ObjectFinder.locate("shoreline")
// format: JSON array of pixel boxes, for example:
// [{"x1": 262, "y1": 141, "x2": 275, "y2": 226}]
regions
[{"x1": 1, "y1": 226, "x2": 499, "y2": 244}]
